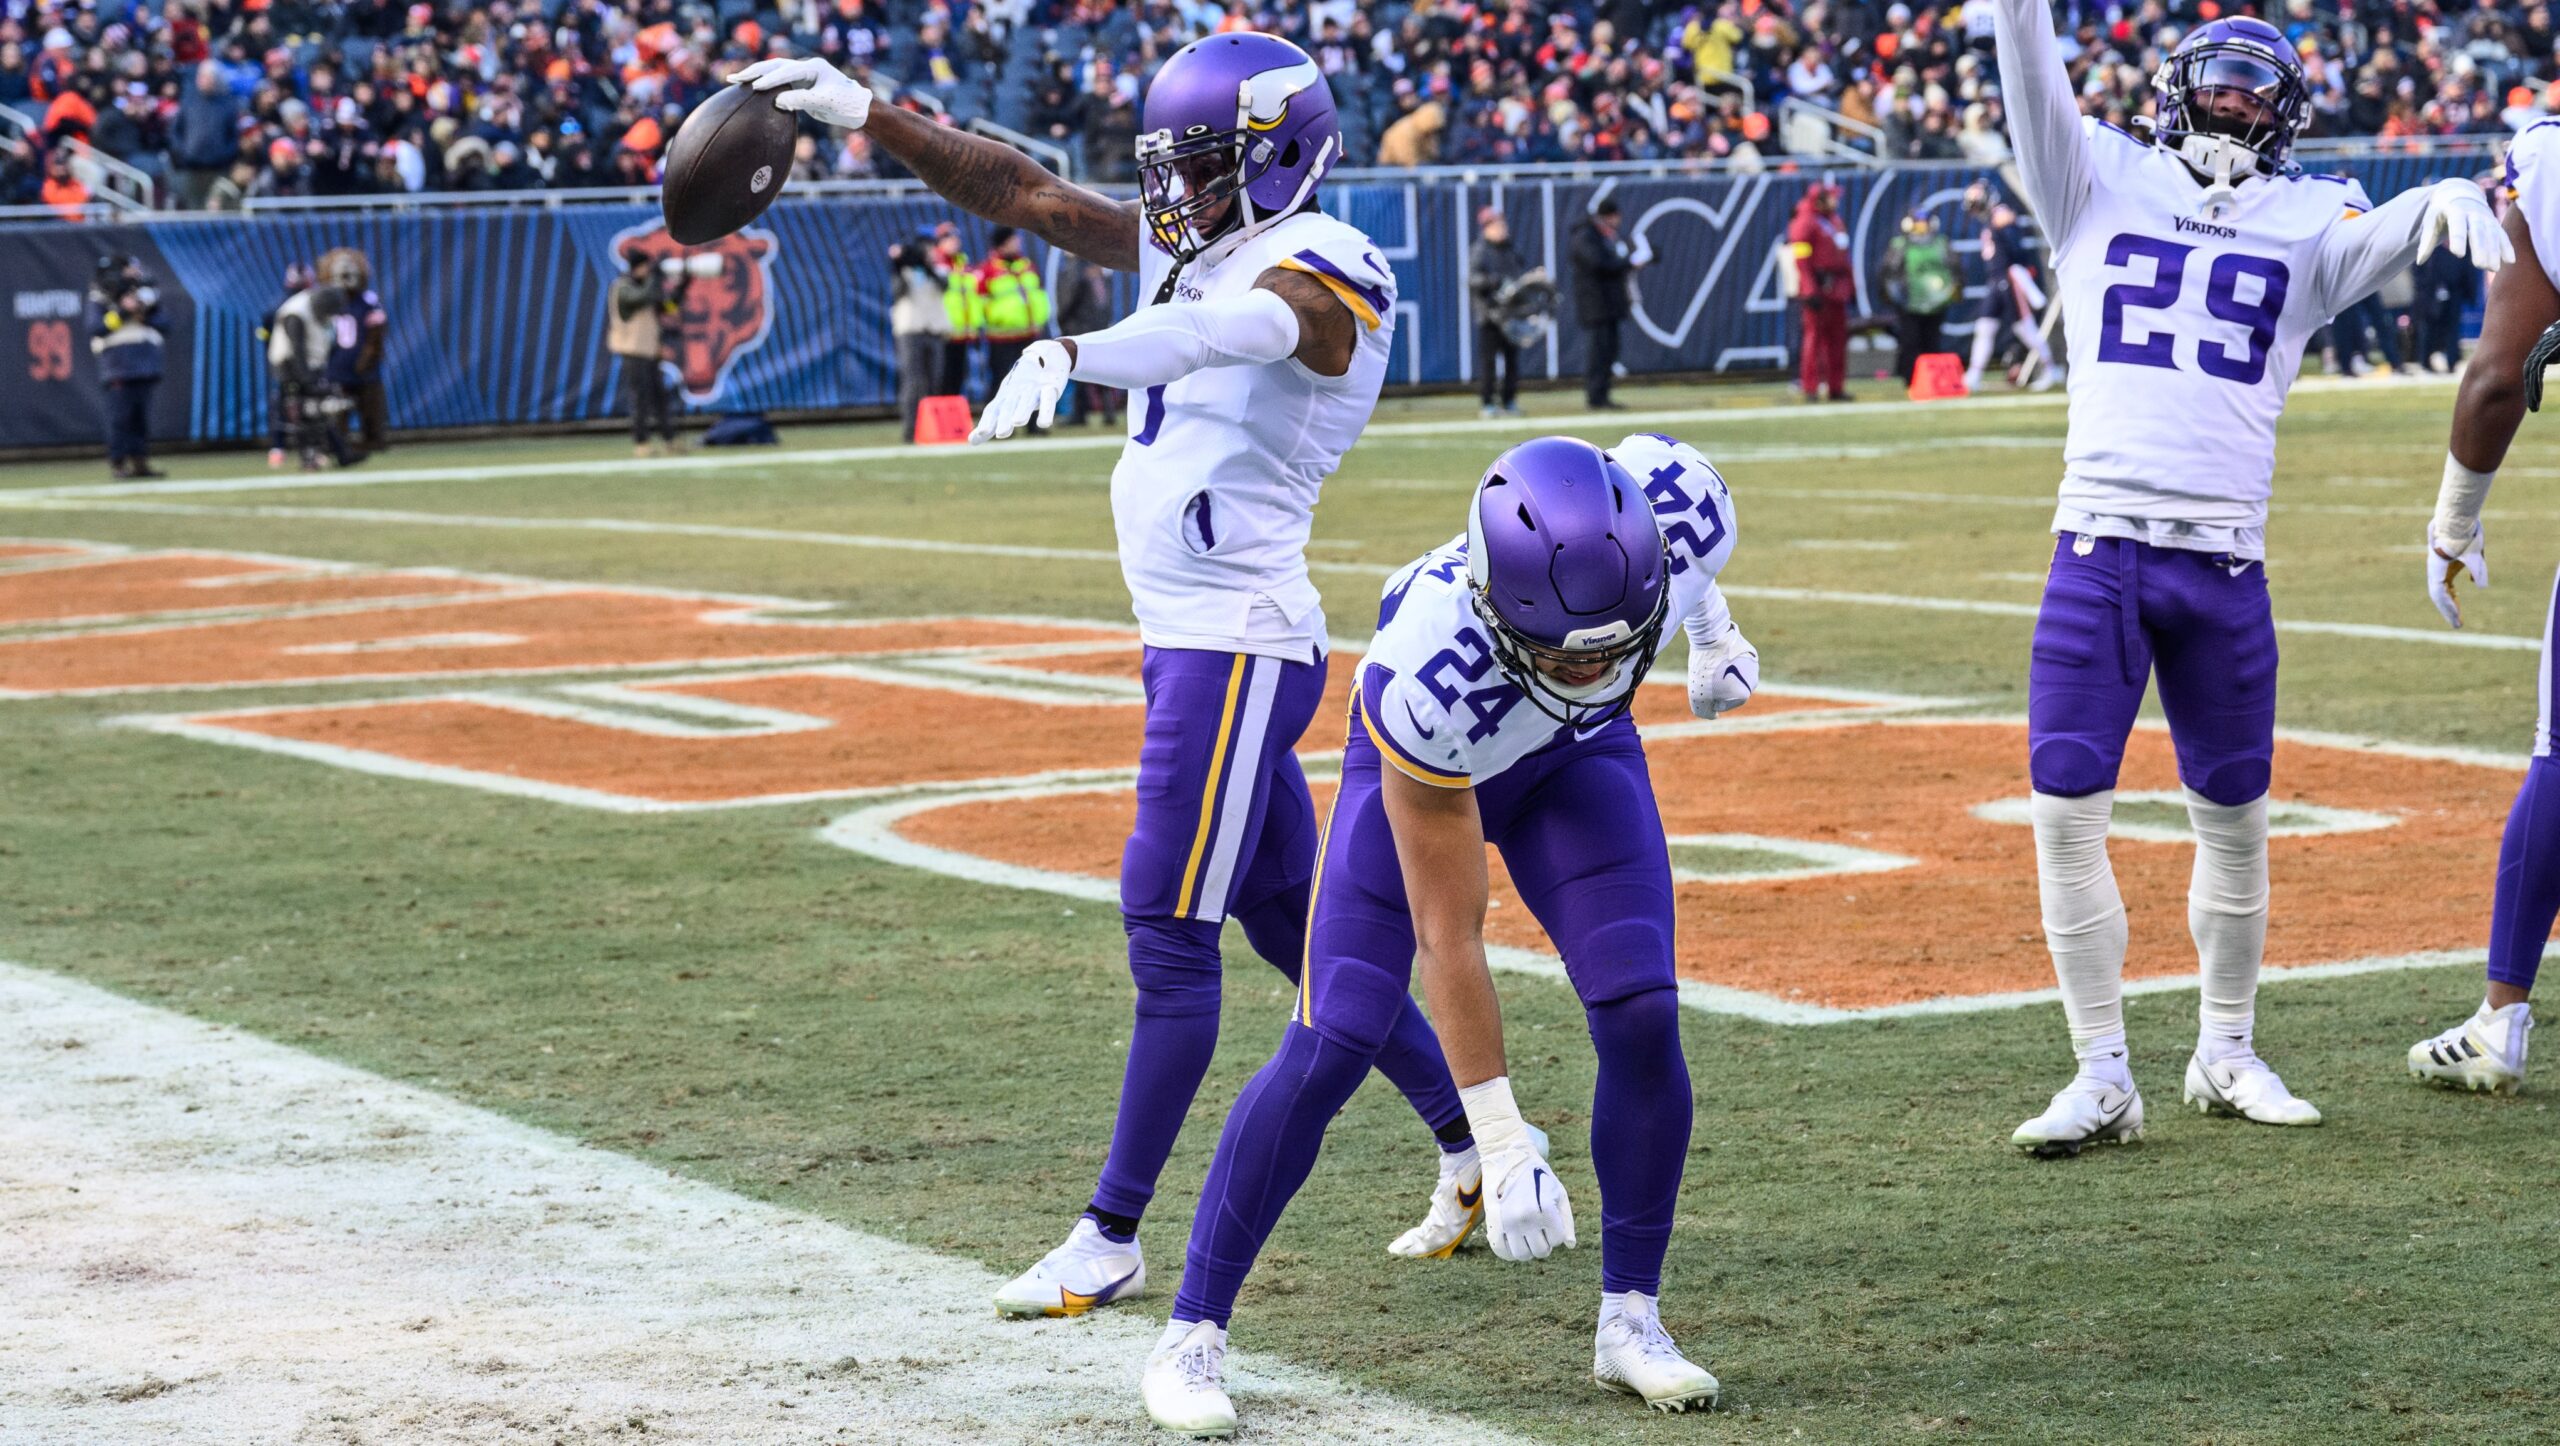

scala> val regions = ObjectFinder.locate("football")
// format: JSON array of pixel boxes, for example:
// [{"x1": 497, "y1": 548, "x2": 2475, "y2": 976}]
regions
[{"x1": 659, "y1": 83, "x2": 798, "y2": 245}]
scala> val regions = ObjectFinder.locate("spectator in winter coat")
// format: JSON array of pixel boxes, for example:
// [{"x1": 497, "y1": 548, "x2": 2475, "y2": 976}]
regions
[
  {"x1": 1569, "y1": 196, "x2": 1646, "y2": 410},
  {"x1": 1788, "y1": 181, "x2": 1854, "y2": 402},
  {"x1": 171, "y1": 61, "x2": 243, "y2": 207},
  {"x1": 1470, "y1": 205, "x2": 1532, "y2": 416}
]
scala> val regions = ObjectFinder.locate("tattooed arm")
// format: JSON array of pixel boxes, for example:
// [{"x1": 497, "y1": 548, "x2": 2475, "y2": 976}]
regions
[
  {"x1": 1251, "y1": 266, "x2": 1359, "y2": 376},
  {"x1": 733, "y1": 59, "x2": 1141, "y2": 271},
  {"x1": 863, "y1": 104, "x2": 1143, "y2": 272}
]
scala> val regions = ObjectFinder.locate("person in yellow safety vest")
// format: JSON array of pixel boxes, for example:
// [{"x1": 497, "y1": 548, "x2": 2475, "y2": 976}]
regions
[
  {"x1": 973, "y1": 225, "x2": 1052, "y2": 421},
  {"x1": 934, "y1": 222, "x2": 979, "y2": 398}
]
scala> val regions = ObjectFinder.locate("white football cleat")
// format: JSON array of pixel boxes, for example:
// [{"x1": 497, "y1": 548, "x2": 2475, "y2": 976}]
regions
[
  {"x1": 1389, "y1": 1146, "x2": 1483, "y2": 1258},
  {"x1": 2184, "y1": 1049, "x2": 2322, "y2": 1126},
  {"x1": 2011, "y1": 1074, "x2": 2145, "y2": 1158},
  {"x1": 1143, "y1": 1318, "x2": 1236, "y2": 1438},
  {"x1": 1389, "y1": 1124, "x2": 1547, "y2": 1258},
  {"x1": 992, "y1": 1217, "x2": 1145, "y2": 1318},
  {"x1": 1593, "y1": 1291, "x2": 1720, "y2": 1413},
  {"x1": 2409, "y1": 1001, "x2": 2532, "y2": 1094}
]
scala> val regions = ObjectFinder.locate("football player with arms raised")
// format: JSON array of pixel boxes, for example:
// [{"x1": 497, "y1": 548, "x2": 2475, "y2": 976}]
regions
[
  {"x1": 727, "y1": 36, "x2": 1485, "y2": 1313},
  {"x1": 1139, "y1": 434, "x2": 1761, "y2": 1435},
  {"x1": 1983, "y1": 3, "x2": 2508, "y2": 1154},
  {"x1": 2404, "y1": 123, "x2": 2560, "y2": 1094}
]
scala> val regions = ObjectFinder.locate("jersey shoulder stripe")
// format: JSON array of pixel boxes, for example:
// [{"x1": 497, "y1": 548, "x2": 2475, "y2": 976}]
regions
[
  {"x1": 2508, "y1": 119, "x2": 2560, "y2": 198},
  {"x1": 1280, "y1": 251, "x2": 1386, "y2": 331},
  {"x1": 1357, "y1": 663, "x2": 1471, "y2": 788}
]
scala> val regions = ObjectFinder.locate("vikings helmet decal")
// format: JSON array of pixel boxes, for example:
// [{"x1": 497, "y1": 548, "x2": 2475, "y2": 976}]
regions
[{"x1": 1136, "y1": 34, "x2": 1343, "y2": 263}]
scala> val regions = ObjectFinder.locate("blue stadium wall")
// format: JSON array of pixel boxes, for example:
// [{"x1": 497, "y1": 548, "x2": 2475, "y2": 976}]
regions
[{"x1": 0, "y1": 153, "x2": 2489, "y2": 449}]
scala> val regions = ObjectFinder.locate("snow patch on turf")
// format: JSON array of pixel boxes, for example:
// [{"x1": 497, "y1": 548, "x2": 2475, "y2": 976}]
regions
[{"x1": 0, "y1": 960, "x2": 1526, "y2": 1445}]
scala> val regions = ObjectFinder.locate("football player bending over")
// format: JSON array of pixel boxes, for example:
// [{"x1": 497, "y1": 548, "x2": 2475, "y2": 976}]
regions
[
  {"x1": 728, "y1": 37, "x2": 1487, "y2": 1313},
  {"x1": 1141, "y1": 433, "x2": 1761, "y2": 1436},
  {"x1": 2405, "y1": 123, "x2": 2560, "y2": 1094},
  {"x1": 1984, "y1": 0, "x2": 2508, "y2": 1155}
]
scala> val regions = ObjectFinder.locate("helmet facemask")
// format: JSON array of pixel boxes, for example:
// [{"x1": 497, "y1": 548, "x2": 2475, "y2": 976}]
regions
[
  {"x1": 1137, "y1": 128, "x2": 1252, "y2": 263},
  {"x1": 2154, "y1": 38, "x2": 2309, "y2": 218}
]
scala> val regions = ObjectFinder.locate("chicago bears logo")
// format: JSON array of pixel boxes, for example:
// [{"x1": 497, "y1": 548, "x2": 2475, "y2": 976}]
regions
[{"x1": 609, "y1": 222, "x2": 779, "y2": 405}]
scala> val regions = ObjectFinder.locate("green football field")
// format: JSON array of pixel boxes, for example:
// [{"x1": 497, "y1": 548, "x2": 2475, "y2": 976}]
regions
[{"x1": 5, "y1": 376, "x2": 2557, "y2": 1443}]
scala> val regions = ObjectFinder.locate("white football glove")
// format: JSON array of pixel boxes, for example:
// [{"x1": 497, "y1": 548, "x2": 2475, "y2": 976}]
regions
[
  {"x1": 2427, "y1": 519, "x2": 2488, "y2": 629},
  {"x1": 1687, "y1": 623, "x2": 1759, "y2": 720},
  {"x1": 1482, "y1": 1138, "x2": 1577, "y2": 1262},
  {"x1": 2416, "y1": 177, "x2": 2511, "y2": 272},
  {"x1": 969, "y1": 338, "x2": 1072, "y2": 443},
  {"x1": 728, "y1": 57, "x2": 873, "y2": 131}
]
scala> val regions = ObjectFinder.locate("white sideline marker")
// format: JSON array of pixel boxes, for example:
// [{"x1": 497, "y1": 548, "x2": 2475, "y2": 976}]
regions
[{"x1": 0, "y1": 960, "x2": 1526, "y2": 1446}]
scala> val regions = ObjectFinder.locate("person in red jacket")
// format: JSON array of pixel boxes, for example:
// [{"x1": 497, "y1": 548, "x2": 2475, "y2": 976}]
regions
[{"x1": 1788, "y1": 181, "x2": 1856, "y2": 403}]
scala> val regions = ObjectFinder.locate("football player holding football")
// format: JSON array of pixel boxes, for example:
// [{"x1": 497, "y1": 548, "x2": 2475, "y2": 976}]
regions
[{"x1": 730, "y1": 36, "x2": 1484, "y2": 1314}]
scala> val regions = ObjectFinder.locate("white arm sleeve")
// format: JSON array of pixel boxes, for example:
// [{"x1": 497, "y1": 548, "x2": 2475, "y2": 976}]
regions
[
  {"x1": 1681, "y1": 580, "x2": 1734, "y2": 651},
  {"x1": 1065, "y1": 287, "x2": 1302, "y2": 390},
  {"x1": 2309, "y1": 183, "x2": 2426, "y2": 318},
  {"x1": 1991, "y1": 0, "x2": 2092, "y2": 247}
]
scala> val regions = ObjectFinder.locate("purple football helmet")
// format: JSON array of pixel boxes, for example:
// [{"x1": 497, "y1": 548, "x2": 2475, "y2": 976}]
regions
[
  {"x1": 1137, "y1": 34, "x2": 1342, "y2": 262},
  {"x1": 1465, "y1": 436, "x2": 1670, "y2": 728},
  {"x1": 2152, "y1": 17, "x2": 2310, "y2": 174}
]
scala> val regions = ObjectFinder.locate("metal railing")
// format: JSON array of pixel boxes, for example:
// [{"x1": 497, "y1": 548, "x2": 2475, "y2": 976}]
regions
[
  {"x1": 1776, "y1": 97, "x2": 1886, "y2": 166},
  {"x1": 1, "y1": 129, "x2": 2521, "y2": 222},
  {"x1": 967, "y1": 116, "x2": 1075, "y2": 179},
  {"x1": 1696, "y1": 67, "x2": 1757, "y2": 117},
  {"x1": 0, "y1": 107, "x2": 157, "y2": 211}
]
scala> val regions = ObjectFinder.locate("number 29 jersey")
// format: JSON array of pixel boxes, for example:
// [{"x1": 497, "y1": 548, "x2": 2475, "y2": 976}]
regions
[
  {"x1": 1354, "y1": 433, "x2": 1737, "y2": 789},
  {"x1": 2052, "y1": 120, "x2": 2371, "y2": 537}
]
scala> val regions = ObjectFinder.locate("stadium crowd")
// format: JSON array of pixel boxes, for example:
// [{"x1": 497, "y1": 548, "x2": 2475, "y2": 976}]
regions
[{"x1": 0, "y1": 0, "x2": 2546, "y2": 213}]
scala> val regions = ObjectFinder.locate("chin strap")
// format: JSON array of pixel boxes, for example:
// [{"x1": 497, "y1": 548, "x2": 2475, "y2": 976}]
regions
[{"x1": 2180, "y1": 134, "x2": 2251, "y2": 221}]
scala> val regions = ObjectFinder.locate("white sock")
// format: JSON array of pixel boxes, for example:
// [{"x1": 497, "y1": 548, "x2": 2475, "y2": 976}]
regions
[
  {"x1": 1965, "y1": 319, "x2": 1998, "y2": 385},
  {"x1": 2013, "y1": 317, "x2": 2055, "y2": 369},
  {"x1": 1599, "y1": 1289, "x2": 1658, "y2": 1325},
  {"x1": 2033, "y1": 790, "x2": 2130, "y2": 1085},
  {"x1": 2185, "y1": 788, "x2": 2268, "y2": 1060}
]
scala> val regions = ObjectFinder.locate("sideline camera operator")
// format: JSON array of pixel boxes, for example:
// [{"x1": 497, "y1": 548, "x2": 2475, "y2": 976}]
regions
[
  {"x1": 268, "y1": 284, "x2": 351, "y2": 470},
  {"x1": 86, "y1": 255, "x2": 166, "y2": 479}
]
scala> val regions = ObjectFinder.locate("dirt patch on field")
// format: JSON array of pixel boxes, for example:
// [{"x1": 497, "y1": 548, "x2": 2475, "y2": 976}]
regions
[
  {"x1": 215, "y1": 669, "x2": 1151, "y2": 803},
  {"x1": 0, "y1": 552, "x2": 511, "y2": 626},
  {"x1": 1, "y1": 590, "x2": 1126, "y2": 696},
  {"x1": 897, "y1": 721, "x2": 2510, "y2": 1010}
]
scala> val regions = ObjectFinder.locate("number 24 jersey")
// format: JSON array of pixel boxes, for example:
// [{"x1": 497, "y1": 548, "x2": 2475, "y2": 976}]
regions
[
  {"x1": 1355, "y1": 433, "x2": 1737, "y2": 789},
  {"x1": 2052, "y1": 121, "x2": 2372, "y2": 531}
]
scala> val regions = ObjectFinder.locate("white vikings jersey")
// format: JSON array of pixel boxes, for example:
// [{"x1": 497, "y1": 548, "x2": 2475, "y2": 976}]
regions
[
  {"x1": 1113, "y1": 209, "x2": 1397, "y2": 662},
  {"x1": 2508, "y1": 118, "x2": 2560, "y2": 293},
  {"x1": 2047, "y1": 120, "x2": 2370, "y2": 541},
  {"x1": 1357, "y1": 433, "x2": 1736, "y2": 788}
]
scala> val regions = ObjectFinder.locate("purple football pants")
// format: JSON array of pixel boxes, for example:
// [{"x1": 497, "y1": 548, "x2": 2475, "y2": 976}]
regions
[
  {"x1": 1089, "y1": 646, "x2": 1466, "y2": 1225},
  {"x1": 2028, "y1": 535, "x2": 2278, "y2": 807},
  {"x1": 2483, "y1": 567, "x2": 2560, "y2": 992},
  {"x1": 1171, "y1": 715, "x2": 1693, "y2": 1326}
]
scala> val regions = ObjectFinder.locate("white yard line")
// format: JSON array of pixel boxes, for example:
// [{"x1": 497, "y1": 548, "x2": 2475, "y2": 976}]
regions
[
  {"x1": 0, "y1": 370, "x2": 2450, "y2": 504},
  {"x1": 5, "y1": 391, "x2": 2093, "y2": 500},
  {"x1": 0, "y1": 959, "x2": 1527, "y2": 1446},
  {"x1": 8, "y1": 506, "x2": 2539, "y2": 655}
]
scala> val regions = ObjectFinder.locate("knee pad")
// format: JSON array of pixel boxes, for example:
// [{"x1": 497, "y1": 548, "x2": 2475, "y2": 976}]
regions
[
  {"x1": 1567, "y1": 916, "x2": 1678, "y2": 1008},
  {"x1": 2030, "y1": 739, "x2": 2122, "y2": 800},
  {"x1": 1124, "y1": 914, "x2": 1225, "y2": 1019},
  {"x1": 1584, "y1": 987, "x2": 1684, "y2": 1074},
  {"x1": 2181, "y1": 755, "x2": 2271, "y2": 809}
]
